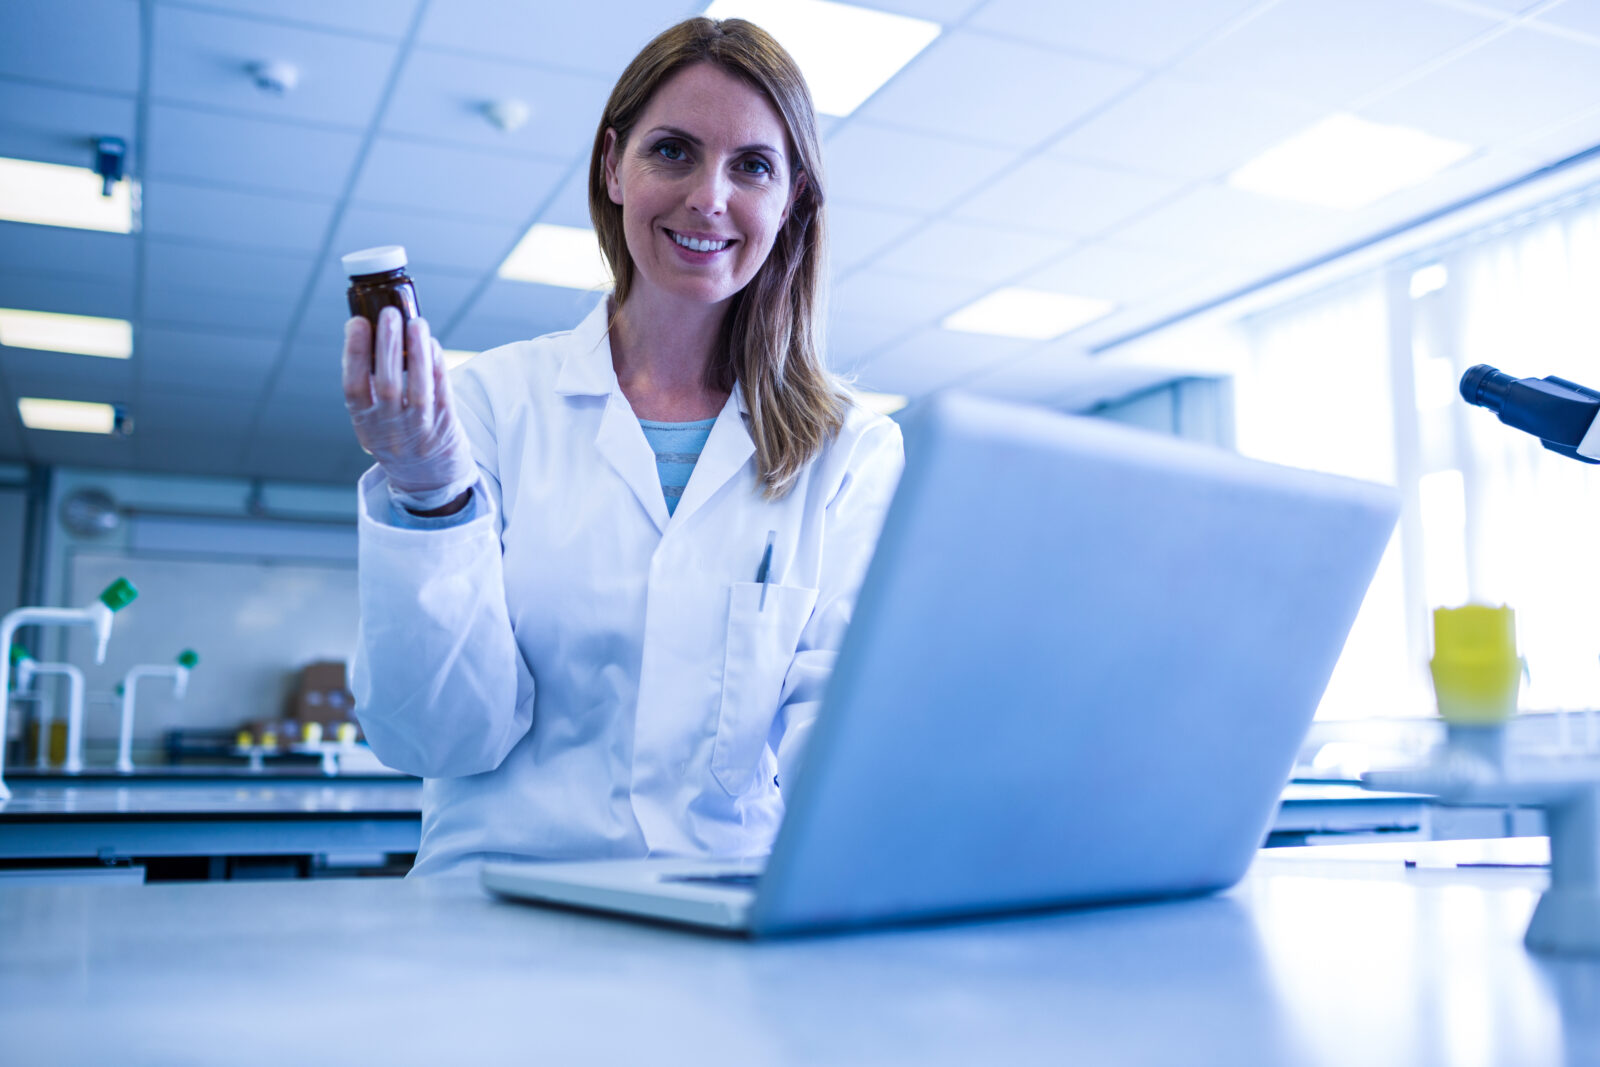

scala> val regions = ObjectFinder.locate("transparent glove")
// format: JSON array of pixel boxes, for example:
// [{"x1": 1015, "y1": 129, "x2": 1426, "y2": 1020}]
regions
[{"x1": 342, "y1": 307, "x2": 477, "y2": 512}]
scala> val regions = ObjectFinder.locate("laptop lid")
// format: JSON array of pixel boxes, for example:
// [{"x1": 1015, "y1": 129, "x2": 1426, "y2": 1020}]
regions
[{"x1": 749, "y1": 392, "x2": 1398, "y2": 935}]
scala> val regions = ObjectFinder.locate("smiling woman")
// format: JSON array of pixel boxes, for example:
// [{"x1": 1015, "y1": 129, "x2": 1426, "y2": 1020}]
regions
[{"x1": 344, "y1": 16, "x2": 904, "y2": 877}]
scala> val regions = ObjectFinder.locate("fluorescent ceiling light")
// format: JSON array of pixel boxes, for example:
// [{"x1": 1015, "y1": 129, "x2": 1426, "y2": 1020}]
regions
[
  {"x1": 0, "y1": 308, "x2": 133, "y2": 358},
  {"x1": 18, "y1": 397, "x2": 116, "y2": 434},
  {"x1": 941, "y1": 287, "x2": 1115, "y2": 341},
  {"x1": 855, "y1": 390, "x2": 908, "y2": 416},
  {"x1": 1228, "y1": 114, "x2": 1473, "y2": 211},
  {"x1": 0, "y1": 155, "x2": 134, "y2": 233},
  {"x1": 442, "y1": 349, "x2": 476, "y2": 370},
  {"x1": 704, "y1": 0, "x2": 941, "y2": 117},
  {"x1": 498, "y1": 223, "x2": 612, "y2": 290}
]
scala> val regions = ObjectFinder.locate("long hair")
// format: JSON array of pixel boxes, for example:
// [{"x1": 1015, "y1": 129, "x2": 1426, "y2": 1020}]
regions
[{"x1": 588, "y1": 17, "x2": 846, "y2": 499}]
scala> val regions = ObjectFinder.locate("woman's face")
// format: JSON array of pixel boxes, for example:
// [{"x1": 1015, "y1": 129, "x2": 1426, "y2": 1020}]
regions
[{"x1": 605, "y1": 62, "x2": 799, "y2": 312}]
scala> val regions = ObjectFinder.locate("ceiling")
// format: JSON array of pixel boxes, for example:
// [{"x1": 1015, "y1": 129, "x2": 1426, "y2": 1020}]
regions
[{"x1": 0, "y1": 0, "x2": 1597, "y2": 484}]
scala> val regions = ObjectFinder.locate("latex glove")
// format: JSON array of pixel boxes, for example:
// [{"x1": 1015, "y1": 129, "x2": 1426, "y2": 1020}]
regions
[{"x1": 342, "y1": 307, "x2": 477, "y2": 511}]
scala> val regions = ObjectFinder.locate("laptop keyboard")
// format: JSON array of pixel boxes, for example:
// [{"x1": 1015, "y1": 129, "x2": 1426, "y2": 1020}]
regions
[{"x1": 662, "y1": 872, "x2": 761, "y2": 888}]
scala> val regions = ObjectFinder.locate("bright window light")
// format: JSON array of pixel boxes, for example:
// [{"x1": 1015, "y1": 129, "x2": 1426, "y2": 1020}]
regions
[
  {"x1": 498, "y1": 224, "x2": 612, "y2": 290},
  {"x1": 17, "y1": 397, "x2": 116, "y2": 434},
  {"x1": 442, "y1": 349, "x2": 476, "y2": 370},
  {"x1": 1410, "y1": 263, "x2": 1449, "y2": 299},
  {"x1": 0, "y1": 156, "x2": 134, "y2": 233},
  {"x1": 704, "y1": 0, "x2": 941, "y2": 117},
  {"x1": 0, "y1": 308, "x2": 133, "y2": 358},
  {"x1": 941, "y1": 287, "x2": 1115, "y2": 341},
  {"x1": 855, "y1": 390, "x2": 907, "y2": 415},
  {"x1": 1228, "y1": 114, "x2": 1473, "y2": 210}
]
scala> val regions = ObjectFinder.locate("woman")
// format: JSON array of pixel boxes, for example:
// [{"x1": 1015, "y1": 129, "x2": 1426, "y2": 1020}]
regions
[{"x1": 343, "y1": 17, "x2": 903, "y2": 877}]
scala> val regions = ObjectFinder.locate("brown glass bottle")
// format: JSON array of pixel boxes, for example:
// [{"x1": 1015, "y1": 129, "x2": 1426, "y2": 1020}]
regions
[{"x1": 343, "y1": 245, "x2": 420, "y2": 326}]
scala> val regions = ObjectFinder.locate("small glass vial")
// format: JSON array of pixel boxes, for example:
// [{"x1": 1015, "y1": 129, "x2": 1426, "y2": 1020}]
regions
[{"x1": 343, "y1": 245, "x2": 420, "y2": 326}]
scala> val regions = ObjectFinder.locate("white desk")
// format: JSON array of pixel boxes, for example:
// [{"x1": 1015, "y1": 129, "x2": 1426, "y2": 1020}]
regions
[{"x1": 1, "y1": 843, "x2": 1595, "y2": 1066}]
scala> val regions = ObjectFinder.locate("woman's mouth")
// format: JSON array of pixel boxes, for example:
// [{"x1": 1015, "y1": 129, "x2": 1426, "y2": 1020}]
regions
[{"x1": 665, "y1": 228, "x2": 736, "y2": 258}]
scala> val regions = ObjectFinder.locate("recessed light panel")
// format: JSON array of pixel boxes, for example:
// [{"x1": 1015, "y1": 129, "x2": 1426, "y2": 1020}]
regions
[
  {"x1": 498, "y1": 224, "x2": 613, "y2": 290},
  {"x1": 1228, "y1": 115, "x2": 1473, "y2": 211},
  {"x1": 0, "y1": 308, "x2": 133, "y2": 359},
  {"x1": 18, "y1": 397, "x2": 116, "y2": 434},
  {"x1": 942, "y1": 287, "x2": 1115, "y2": 341},
  {"x1": 704, "y1": 0, "x2": 942, "y2": 117},
  {"x1": 0, "y1": 156, "x2": 134, "y2": 233}
]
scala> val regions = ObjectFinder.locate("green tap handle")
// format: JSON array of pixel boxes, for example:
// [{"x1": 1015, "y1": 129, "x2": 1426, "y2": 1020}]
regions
[
  {"x1": 8, "y1": 644, "x2": 30, "y2": 666},
  {"x1": 99, "y1": 578, "x2": 138, "y2": 612},
  {"x1": 177, "y1": 649, "x2": 199, "y2": 669}
]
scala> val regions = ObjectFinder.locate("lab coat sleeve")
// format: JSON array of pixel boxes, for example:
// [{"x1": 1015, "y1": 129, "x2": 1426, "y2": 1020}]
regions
[
  {"x1": 771, "y1": 413, "x2": 905, "y2": 789},
  {"x1": 350, "y1": 368, "x2": 535, "y2": 778}
]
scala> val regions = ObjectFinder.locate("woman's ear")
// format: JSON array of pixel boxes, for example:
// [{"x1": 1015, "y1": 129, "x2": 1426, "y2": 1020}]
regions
[
  {"x1": 603, "y1": 127, "x2": 624, "y2": 205},
  {"x1": 781, "y1": 171, "x2": 807, "y2": 227}
]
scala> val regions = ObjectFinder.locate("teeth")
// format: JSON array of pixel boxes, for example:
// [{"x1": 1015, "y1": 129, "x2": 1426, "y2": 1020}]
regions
[{"x1": 671, "y1": 231, "x2": 730, "y2": 253}]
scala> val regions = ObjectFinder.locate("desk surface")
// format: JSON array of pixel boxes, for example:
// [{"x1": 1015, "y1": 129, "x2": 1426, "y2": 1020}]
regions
[{"x1": 3, "y1": 846, "x2": 1596, "y2": 1066}]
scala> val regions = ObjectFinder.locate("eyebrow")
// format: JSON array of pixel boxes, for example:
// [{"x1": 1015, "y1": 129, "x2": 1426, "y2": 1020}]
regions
[{"x1": 644, "y1": 125, "x2": 783, "y2": 159}]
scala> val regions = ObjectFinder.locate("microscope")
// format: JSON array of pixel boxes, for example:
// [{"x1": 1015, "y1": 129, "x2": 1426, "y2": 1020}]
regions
[{"x1": 1361, "y1": 365, "x2": 1600, "y2": 956}]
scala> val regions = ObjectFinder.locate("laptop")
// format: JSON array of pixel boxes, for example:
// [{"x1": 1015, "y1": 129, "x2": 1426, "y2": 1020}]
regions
[{"x1": 483, "y1": 391, "x2": 1399, "y2": 936}]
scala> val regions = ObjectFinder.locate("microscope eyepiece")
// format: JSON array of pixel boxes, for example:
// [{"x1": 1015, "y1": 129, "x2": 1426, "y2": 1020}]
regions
[{"x1": 1460, "y1": 364, "x2": 1515, "y2": 412}]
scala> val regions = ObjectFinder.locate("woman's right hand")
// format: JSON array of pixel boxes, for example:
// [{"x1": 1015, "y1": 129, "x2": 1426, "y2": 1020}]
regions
[{"x1": 342, "y1": 306, "x2": 477, "y2": 503}]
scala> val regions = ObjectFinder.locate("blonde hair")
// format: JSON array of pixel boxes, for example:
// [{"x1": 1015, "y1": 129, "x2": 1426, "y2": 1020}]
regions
[{"x1": 589, "y1": 17, "x2": 846, "y2": 499}]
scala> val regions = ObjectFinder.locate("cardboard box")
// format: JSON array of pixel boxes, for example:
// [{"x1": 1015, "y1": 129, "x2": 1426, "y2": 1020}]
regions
[{"x1": 287, "y1": 660, "x2": 357, "y2": 728}]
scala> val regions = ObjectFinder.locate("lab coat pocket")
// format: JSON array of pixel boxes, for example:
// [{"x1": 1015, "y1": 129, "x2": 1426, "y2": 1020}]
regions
[{"x1": 712, "y1": 581, "x2": 819, "y2": 795}]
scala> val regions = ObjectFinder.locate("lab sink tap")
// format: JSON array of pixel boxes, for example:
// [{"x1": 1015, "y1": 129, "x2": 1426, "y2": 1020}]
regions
[
  {"x1": 116, "y1": 650, "x2": 199, "y2": 774},
  {"x1": 0, "y1": 579, "x2": 138, "y2": 800},
  {"x1": 13, "y1": 650, "x2": 87, "y2": 773}
]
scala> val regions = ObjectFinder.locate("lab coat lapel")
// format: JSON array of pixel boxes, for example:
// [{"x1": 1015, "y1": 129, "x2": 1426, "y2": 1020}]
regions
[
  {"x1": 554, "y1": 299, "x2": 671, "y2": 534},
  {"x1": 669, "y1": 386, "x2": 755, "y2": 528}
]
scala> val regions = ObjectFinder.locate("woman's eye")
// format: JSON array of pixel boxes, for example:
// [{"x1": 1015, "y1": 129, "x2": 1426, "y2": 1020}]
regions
[
  {"x1": 654, "y1": 141, "x2": 686, "y2": 162},
  {"x1": 740, "y1": 157, "x2": 773, "y2": 177}
]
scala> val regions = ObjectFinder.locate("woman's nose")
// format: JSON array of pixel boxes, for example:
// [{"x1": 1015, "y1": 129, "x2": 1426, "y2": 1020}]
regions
[{"x1": 686, "y1": 166, "x2": 730, "y2": 217}]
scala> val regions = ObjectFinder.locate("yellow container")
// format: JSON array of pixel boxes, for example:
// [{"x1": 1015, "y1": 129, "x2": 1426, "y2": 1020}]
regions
[{"x1": 1430, "y1": 604, "x2": 1520, "y2": 725}]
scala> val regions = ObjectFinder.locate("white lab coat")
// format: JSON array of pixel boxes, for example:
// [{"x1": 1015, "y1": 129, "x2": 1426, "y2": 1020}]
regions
[{"x1": 352, "y1": 299, "x2": 904, "y2": 876}]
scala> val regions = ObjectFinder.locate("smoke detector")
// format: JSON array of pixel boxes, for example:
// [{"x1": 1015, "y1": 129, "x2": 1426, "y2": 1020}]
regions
[
  {"x1": 248, "y1": 60, "x2": 300, "y2": 96},
  {"x1": 482, "y1": 98, "x2": 531, "y2": 133}
]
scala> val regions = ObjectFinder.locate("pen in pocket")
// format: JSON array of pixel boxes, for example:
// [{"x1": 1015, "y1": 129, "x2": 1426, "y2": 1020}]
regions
[{"x1": 755, "y1": 530, "x2": 775, "y2": 611}]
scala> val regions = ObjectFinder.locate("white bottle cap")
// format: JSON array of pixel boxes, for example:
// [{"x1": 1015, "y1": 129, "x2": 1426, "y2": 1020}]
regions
[{"x1": 341, "y1": 245, "x2": 408, "y2": 276}]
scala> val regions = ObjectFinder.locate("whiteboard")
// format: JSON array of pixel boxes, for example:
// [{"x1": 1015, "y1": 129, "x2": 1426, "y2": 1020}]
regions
[{"x1": 63, "y1": 550, "x2": 359, "y2": 748}]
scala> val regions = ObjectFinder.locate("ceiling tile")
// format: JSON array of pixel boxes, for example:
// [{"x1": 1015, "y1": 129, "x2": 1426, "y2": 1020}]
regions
[
  {"x1": 275, "y1": 340, "x2": 345, "y2": 399},
  {"x1": 856, "y1": 326, "x2": 1033, "y2": 395},
  {"x1": 0, "y1": 0, "x2": 141, "y2": 94},
  {"x1": 144, "y1": 238, "x2": 315, "y2": 299},
  {"x1": 135, "y1": 324, "x2": 281, "y2": 393},
  {"x1": 20, "y1": 431, "x2": 139, "y2": 470},
  {"x1": 168, "y1": 0, "x2": 424, "y2": 40},
  {"x1": 1506, "y1": 102, "x2": 1600, "y2": 165},
  {"x1": 1, "y1": 348, "x2": 137, "y2": 397},
  {"x1": 141, "y1": 180, "x2": 335, "y2": 253},
  {"x1": 147, "y1": 104, "x2": 364, "y2": 198},
  {"x1": 951, "y1": 158, "x2": 1187, "y2": 240},
  {"x1": 824, "y1": 119, "x2": 1012, "y2": 213},
  {"x1": 417, "y1": 0, "x2": 690, "y2": 76},
  {"x1": 537, "y1": 170, "x2": 595, "y2": 228},
  {"x1": 135, "y1": 428, "x2": 251, "y2": 475},
  {"x1": 141, "y1": 279, "x2": 299, "y2": 335},
  {"x1": 0, "y1": 222, "x2": 137, "y2": 282},
  {"x1": 0, "y1": 268, "x2": 136, "y2": 319},
  {"x1": 1531, "y1": 0, "x2": 1600, "y2": 37},
  {"x1": 241, "y1": 431, "x2": 369, "y2": 484},
  {"x1": 1050, "y1": 76, "x2": 1325, "y2": 182},
  {"x1": 850, "y1": 0, "x2": 973, "y2": 20},
  {"x1": 1170, "y1": 0, "x2": 1499, "y2": 107},
  {"x1": 1106, "y1": 183, "x2": 1351, "y2": 268},
  {"x1": 460, "y1": 279, "x2": 604, "y2": 332},
  {"x1": 824, "y1": 311, "x2": 913, "y2": 372},
  {"x1": 968, "y1": 0, "x2": 1262, "y2": 68},
  {"x1": 349, "y1": 136, "x2": 569, "y2": 222},
  {"x1": 1361, "y1": 26, "x2": 1600, "y2": 146},
  {"x1": 1019, "y1": 240, "x2": 1211, "y2": 305},
  {"x1": 439, "y1": 313, "x2": 579, "y2": 353},
  {"x1": 868, "y1": 218, "x2": 1074, "y2": 285},
  {"x1": 257, "y1": 378, "x2": 351, "y2": 431},
  {"x1": 826, "y1": 201, "x2": 925, "y2": 275},
  {"x1": 0, "y1": 81, "x2": 138, "y2": 169},
  {"x1": 328, "y1": 203, "x2": 523, "y2": 274},
  {"x1": 830, "y1": 268, "x2": 987, "y2": 325},
  {"x1": 132, "y1": 387, "x2": 259, "y2": 436},
  {"x1": 383, "y1": 47, "x2": 614, "y2": 157},
  {"x1": 856, "y1": 29, "x2": 1145, "y2": 149},
  {"x1": 150, "y1": 4, "x2": 399, "y2": 128}
]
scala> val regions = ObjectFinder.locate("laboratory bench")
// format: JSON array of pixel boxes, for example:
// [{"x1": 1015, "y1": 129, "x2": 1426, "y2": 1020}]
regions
[
  {"x1": 0, "y1": 776, "x2": 1548, "y2": 883},
  {"x1": 1, "y1": 838, "x2": 1595, "y2": 1066}
]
